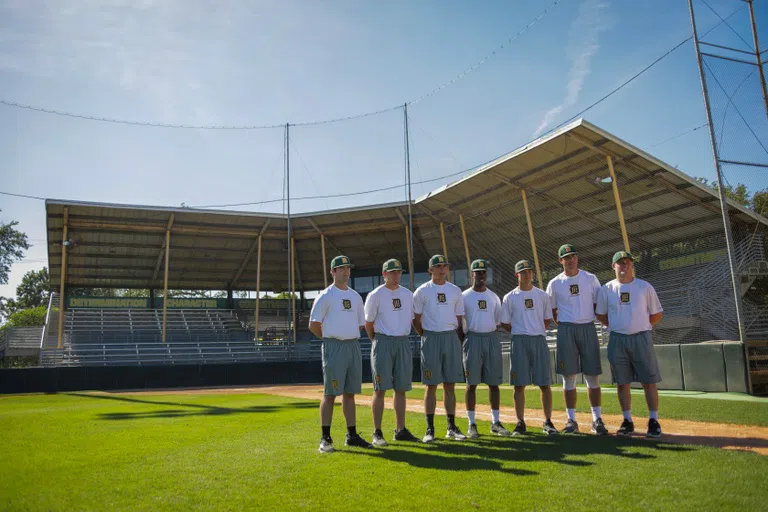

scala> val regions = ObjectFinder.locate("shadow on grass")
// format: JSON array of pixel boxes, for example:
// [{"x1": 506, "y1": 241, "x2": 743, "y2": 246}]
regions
[
  {"x1": 65, "y1": 392, "x2": 316, "y2": 420},
  {"x1": 344, "y1": 432, "x2": 695, "y2": 473}
]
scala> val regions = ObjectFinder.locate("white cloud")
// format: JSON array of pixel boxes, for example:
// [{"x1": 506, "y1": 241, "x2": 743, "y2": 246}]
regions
[{"x1": 533, "y1": 0, "x2": 613, "y2": 137}]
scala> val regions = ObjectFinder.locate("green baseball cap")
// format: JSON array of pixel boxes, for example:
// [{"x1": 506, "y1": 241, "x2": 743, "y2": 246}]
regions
[
  {"x1": 612, "y1": 251, "x2": 634, "y2": 265},
  {"x1": 429, "y1": 254, "x2": 449, "y2": 268},
  {"x1": 382, "y1": 258, "x2": 403, "y2": 273},
  {"x1": 471, "y1": 259, "x2": 489, "y2": 272},
  {"x1": 558, "y1": 244, "x2": 577, "y2": 258},
  {"x1": 515, "y1": 260, "x2": 534, "y2": 273},
  {"x1": 330, "y1": 255, "x2": 354, "y2": 269}
]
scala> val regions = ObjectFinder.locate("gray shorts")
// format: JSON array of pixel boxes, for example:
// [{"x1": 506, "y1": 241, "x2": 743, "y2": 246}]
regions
[
  {"x1": 371, "y1": 333, "x2": 413, "y2": 392},
  {"x1": 322, "y1": 338, "x2": 363, "y2": 396},
  {"x1": 556, "y1": 322, "x2": 602, "y2": 376},
  {"x1": 607, "y1": 331, "x2": 662, "y2": 385},
  {"x1": 463, "y1": 331, "x2": 503, "y2": 386},
  {"x1": 510, "y1": 335, "x2": 552, "y2": 387},
  {"x1": 421, "y1": 330, "x2": 464, "y2": 385}
]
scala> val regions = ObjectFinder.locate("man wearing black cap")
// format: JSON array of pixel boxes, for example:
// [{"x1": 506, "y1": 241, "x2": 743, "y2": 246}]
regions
[
  {"x1": 596, "y1": 251, "x2": 664, "y2": 438},
  {"x1": 546, "y1": 244, "x2": 608, "y2": 435},
  {"x1": 413, "y1": 254, "x2": 467, "y2": 443},
  {"x1": 309, "y1": 255, "x2": 372, "y2": 453},
  {"x1": 364, "y1": 258, "x2": 420, "y2": 446},
  {"x1": 501, "y1": 259, "x2": 558, "y2": 436},
  {"x1": 460, "y1": 259, "x2": 509, "y2": 438}
]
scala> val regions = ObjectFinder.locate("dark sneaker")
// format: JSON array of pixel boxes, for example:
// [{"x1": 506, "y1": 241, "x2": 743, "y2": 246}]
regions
[
  {"x1": 491, "y1": 422, "x2": 511, "y2": 436},
  {"x1": 646, "y1": 419, "x2": 662, "y2": 438},
  {"x1": 543, "y1": 420, "x2": 559, "y2": 436},
  {"x1": 617, "y1": 419, "x2": 635, "y2": 436},
  {"x1": 512, "y1": 421, "x2": 527, "y2": 436},
  {"x1": 446, "y1": 425, "x2": 467, "y2": 440},
  {"x1": 345, "y1": 433, "x2": 373, "y2": 448},
  {"x1": 371, "y1": 429, "x2": 388, "y2": 447},
  {"x1": 422, "y1": 428, "x2": 436, "y2": 444},
  {"x1": 467, "y1": 423, "x2": 480, "y2": 439},
  {"x1": 563, "y1": 419, "x2": 579, "y2": 434},
  {"x1": 393, "y1": 427, "x2": 419, "y2": 442},
  {"x1": 319, "y1": 435, "x2": 334, "y2": 453},
  {"x1": 591, "y1": 417, "x2": 609, "y2": 436}
]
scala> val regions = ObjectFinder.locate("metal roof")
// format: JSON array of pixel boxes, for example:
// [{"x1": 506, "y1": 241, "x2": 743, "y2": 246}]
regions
[{"x1": 46, "y1": 118, "x2": 768, "y2": 294}]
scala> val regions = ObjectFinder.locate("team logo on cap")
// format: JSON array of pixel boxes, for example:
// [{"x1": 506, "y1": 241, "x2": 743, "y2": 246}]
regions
[
  {"x1": 392, "y1": 298, "x2": 402, "y2": 310},
  {"x1": 437, "y1": 293, "x2": 447, "y2": 304},
  {"x1": 424, "y1": 370, "x2": 432, "y2": 380},
  {"x1": 342, "y1": 299, "x2": 352, "y2": 310},
  {"x1": 342, "y1": 257, "x2": 348, "y2": 264},
  {"x1": 478, "y1": 300, "x2": 487, "y2": 310},
  {"x1": 332, "y1": 379, "x2": 339, "y2": 390},
  {"x1": 570, "y1": 284, "x2": 580, "y2": 296},
  {"x1": 438, "y1": 256, "x2": 445, "y2": 263},
  {"x1": 478, "y1": 261, "x2": 484, "y2": 268},
  {"x1": 525, "y1": 298, "x2": 534, "y2": 309},
  {"x1": 620, "y1": 292, "x2": 630, "y2": 304}
]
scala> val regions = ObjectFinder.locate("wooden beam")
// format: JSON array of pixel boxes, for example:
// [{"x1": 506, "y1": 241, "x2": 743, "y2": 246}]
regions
[
  {"x1": 161, "y1": 228, "x2": 170, "y2": 343},
  {"x1": 395, "y1": 207, "x2": 430, "y2": 259},
  {"x1": 291, "y1": 236, "x2": 297, "y2": 343},
  {"x1": 521, "y1": 189, "x2": 544, "y2": 289},
  {"x1": 254, "y1": 234, "x2": 262, "y2": 342},
  {"x1": 459, "y1": 214, "x2": 472, "y2": 278},
  {"x1": 57, "y1": 207, "x2": 69, "y2": 349},
  {"x1": 151, "y1": 214, "x2": 175, "y2": 285},
  {"x1": 320, "y1": 234, "x2": 328, "y2": 288},
  {"x1": 230, "y1": 219, "x2": 271, "y2": 288},
  {"x1": 607, "y1": 155, "x2": 631, "y2": 253},
  {"x1": 439, "y1": 222, "x2": 451, "y2": 282},
  {"x1": 306, "y1": 217, "x2": 345, "y2": 255}
]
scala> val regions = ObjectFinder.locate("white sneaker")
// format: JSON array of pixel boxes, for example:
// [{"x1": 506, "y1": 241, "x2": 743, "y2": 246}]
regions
[
  {"x1": 422, "y1": 428, "x2": 435, "y2": 443},
  {"x1": 467, "y1": 424, "x2": 480, "y2": 439},
  {"x1": 446, "y1": 426, "x2": 467, "y2": 440},
  {"x1": 319, "y1": 436, "x2": 334, "y2": 453},
  {"x1": 491, "y1": 422, "x2": 511, "y2": 437},
  {"x1": 371, "y1": 431, "x2": 388, "y2": 447}
]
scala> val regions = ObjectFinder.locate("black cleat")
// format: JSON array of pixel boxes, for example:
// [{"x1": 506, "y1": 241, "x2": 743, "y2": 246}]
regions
[
  {"x1": 617, "y1": 419, "x2": 635, "y2": 436},
  {"x1": 393, "y1": 427, "x2": 420, "y2": 442},
  {"x1": 646, "y1": 418, "x2": 662, "y2": 438},
  {"x1": 563, "y1": 418, "x2": 579, "y2": 434},
  {"x1": 591, "y1": 417, "x2": 609, "y2": 436},
  {"x1": 345, "y1": 433, "x2": 373, "y2": 448},
  {"x1": 512, "y1": 420, "x2": 527, "y2": 436},
  {"x1": 543, "y1": 420, "x2": 559, "y2": 436}
]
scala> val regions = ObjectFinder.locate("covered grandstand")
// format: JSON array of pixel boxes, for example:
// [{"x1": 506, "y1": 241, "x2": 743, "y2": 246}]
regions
[{"x1": 27, "y1": 119, "x2": 768, "y2": 392}]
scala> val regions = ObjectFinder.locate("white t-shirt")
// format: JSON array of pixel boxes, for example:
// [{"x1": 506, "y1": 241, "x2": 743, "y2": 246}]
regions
[
  {"x1": 596, "y1": 278, "x2": 663, "y2": 335},
  {"x1": 413, "y1": 280, "x2": 464, "y2": 332},
  {"x1": 501, "y1": 286, "x2": 552, "y2": 337},
  {"x1": 364, "y1": 284, "x2": 414, "y2": 337},
  {"x1": 462, "y1": 288, "x2": 501, "y2": 334},
  {"x1": 546, "y1": 269, "x2": 601, "y2": 324},
  {"x1": 309, "y1": 284, "x2": 365, "y2": 340}
]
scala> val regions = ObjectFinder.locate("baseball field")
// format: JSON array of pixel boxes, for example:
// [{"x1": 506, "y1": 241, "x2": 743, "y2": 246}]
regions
[{"x1": 2, "y1": 385, "x2": 767, "y2": 511}]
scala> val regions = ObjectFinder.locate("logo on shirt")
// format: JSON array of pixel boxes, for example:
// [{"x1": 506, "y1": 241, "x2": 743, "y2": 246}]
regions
[
  {"x1": 342, "y1": 299, "x2": 352, "y2": 310},
  {"x1": 620, "y1": 292, "x2": 630, "y2": 304},
  {"x1": 478, "y1": 300, "x2": 487, "y2": 310},
  {"x1": 570, "y1": 284, "x2": 579, "y2": 296},
  {"x1": 392, "y1": 298, "x2": 402, "y2": 310},
  {"x1": 524, "y1": 298, "x2": 534, "y2": 309},
  {"x1": 437, "y1": 293, "x2": 447, "y2": 304}
]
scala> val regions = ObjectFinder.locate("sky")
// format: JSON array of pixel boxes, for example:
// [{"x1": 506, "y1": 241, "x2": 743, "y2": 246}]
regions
[{"x1": 1, "y1": 0, "x2": 767, "y2": 299}]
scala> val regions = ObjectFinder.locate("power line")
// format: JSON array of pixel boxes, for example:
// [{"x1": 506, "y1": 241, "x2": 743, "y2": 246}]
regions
[
  {"x1": 0, "y1": 190, "x2": 47, "y2": 201},
  {"x1": 648, "y1": 123, "x2": 708, "y2": 148},
  {"x1": 0, "y1": 2, "x2": 562, "y2": 130}
]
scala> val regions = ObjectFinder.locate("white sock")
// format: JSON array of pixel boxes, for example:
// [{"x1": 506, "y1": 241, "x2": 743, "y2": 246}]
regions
[
  {"x1": 623, "y1": 410, "x2": 633, "y2": 422},
  {"x1": 649, "y1": 410, "x2": 658, "y2": 420},
  {"x1": 467, "y1": 410, "x2": 476, "y2": 425},
  {"x1": 566, "y1": 408, "x2": 576, "y2": 421},
  {"x1": 592, "y1": 406, "x2": 602, "y2": 421},
  {"x1": 491, "y1": 409, "x2": 500, "y2": 423}
]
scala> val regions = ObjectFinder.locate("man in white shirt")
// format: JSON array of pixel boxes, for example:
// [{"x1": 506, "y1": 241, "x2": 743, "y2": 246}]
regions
[
  {"x1": 413, "y1": 254, "x2": 467, "y2": 443},
  {"x1": 364, "y1": 258, "x2": 420, "y2": 446},
  {"x1": 309, "y1": 255, "x2": 372, "y2": 453},
  {"x1": 596, "y1": 251, "x2": 664, "y2": 438},
  {"x1": 546, "y1": 244, "x2": 608, "y2": 435},
  {"x1": 459, "y1": 259, "x2": 510, "y2": 438},
  {"x1": 501, "y1": 259, "x2": 558, "y2": 436}
]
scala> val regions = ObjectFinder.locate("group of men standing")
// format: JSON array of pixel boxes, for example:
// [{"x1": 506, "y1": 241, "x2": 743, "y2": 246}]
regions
[{"x1": 308, "y1": 245, "x2": 663, "y2": 453}]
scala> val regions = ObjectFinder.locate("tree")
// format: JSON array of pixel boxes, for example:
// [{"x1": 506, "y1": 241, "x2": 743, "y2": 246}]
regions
[
  {"x1": 695, "y1": 178, "x2": 765, "y2": 212},
  {"x1": 0, "y1": 212, "x2": 29, "y2": 285},
  {"x1": 0, "y1": 267, "x2": 51, "y2": 321}
]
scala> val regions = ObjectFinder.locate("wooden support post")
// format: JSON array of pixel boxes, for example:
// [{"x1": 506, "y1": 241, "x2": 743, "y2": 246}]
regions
[
  {"x1": 254, "y1": 235, "x2": 262, "y2": 342},
  {"x1": 320, "y1": 234, "x2": 328, "y2": 288},
  {"x1": 57, "y1": 207, "x2": 69, "y2": 349},
  {"x1": 439, "y1": 222, "x2": 451, "y2": 282},
  {"x1": 161, "y1": 228, "x2": 170, "y2": 343},
  {"x1": 291, "y1": 237, "x2": 297, "y2": 343},
  {"x1": 459, "y1": 214, "x2": 471, "y2": 283},
  {"x1": 405, "y1": 224, "x2": 414, "y2": 291},
  {"x1": 521, "y1": 189, "x2": 544, "y2": 289},
  {"x1": 607, "y1": 155, "x2": 631, "y2": 253}
]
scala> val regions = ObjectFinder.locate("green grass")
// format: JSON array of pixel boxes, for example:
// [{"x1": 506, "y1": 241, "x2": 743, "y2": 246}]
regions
[
  {"x1": 2, "y1": 391, "x2": 768, "y2": 511},
  {"x1": 358, "y1": 385, "x2": 768, "y2": 427}
]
